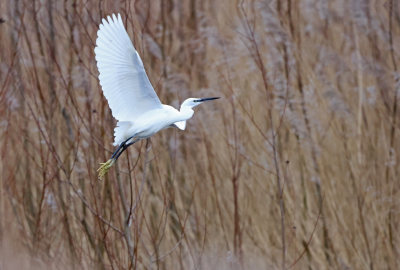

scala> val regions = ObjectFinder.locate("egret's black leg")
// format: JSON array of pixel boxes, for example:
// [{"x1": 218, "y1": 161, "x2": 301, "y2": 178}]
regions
[
  {"x1": 111, "y1": 136, "x2": 135, "y2": 159},
  {"x1": 110, "y1": 146, "x2": 123, "y2": 159},
  {"x1": 115, "y1": 139, "x2": 140, "y2": 160},
  {"x1": 98, "y1": 137, "x2": 139, "y2": 180}
]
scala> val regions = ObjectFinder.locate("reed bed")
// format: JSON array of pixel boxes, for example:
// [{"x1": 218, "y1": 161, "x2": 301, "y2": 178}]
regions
[{"x1": 0, "y1": 0, "x2": 399, "y2": 269}]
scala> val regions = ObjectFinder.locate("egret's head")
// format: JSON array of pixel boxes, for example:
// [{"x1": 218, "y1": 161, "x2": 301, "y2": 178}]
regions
[{"x1": 181, "y1": 97, "x2": 220, "y2": 109}]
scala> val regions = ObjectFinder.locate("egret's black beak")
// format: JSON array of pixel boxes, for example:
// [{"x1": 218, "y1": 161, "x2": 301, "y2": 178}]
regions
[{"x1": 195, "y1": 97, "x2": 220, "y2": 102}]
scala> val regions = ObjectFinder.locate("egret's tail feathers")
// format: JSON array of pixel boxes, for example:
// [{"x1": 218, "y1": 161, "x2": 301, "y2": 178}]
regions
[
  {"x1": 113, "y1": 121, "x2": 134, "y2": 146},
  {"x1": 173, "y1": 121, "x2": 186, "y2": 130}
]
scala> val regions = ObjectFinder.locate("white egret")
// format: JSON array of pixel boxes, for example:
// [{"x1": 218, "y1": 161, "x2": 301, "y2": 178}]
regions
[{"x1": 95, "y1": 14, "x2": 219, "y2": 179}]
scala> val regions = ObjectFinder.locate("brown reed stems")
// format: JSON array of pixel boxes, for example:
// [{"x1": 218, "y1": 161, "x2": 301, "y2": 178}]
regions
[{"x1": 1, "y1": 0, "x2": 399, "y2": 269}]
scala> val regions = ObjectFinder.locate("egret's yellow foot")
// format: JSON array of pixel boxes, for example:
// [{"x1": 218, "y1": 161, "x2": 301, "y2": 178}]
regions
[{"x1": 97, "y1": 158, "x2": 116, "y2": 180}]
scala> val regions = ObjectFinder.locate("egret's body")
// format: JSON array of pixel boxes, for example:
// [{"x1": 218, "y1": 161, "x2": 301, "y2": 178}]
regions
[
  {"x1": 116, "y1": 104, "x2": 193, "y2": 143},
  {"x1": 95, "y1": 13, "x2": 218, "y2": 179}
]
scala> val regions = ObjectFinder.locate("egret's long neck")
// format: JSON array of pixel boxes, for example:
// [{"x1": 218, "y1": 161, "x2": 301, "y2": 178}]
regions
[{"x1": 177, "y1": 105, "x2": 194, "y2": 122}]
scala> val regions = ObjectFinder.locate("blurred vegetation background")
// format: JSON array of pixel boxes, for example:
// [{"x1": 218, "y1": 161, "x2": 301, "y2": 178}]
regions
[{"x1": 1, "y1": 0, "x2": 399, "y2": 269}]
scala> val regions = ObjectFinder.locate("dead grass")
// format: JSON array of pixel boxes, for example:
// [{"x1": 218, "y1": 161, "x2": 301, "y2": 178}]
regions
[{"x1": 1, "y1": 0, "x2": 399, "y2": 269}]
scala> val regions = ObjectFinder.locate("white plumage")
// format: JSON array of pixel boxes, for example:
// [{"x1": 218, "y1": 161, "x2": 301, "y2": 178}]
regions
[
  {"x1": 95, "y1": 13, "x2": 219, "y2": 179},
  {"x1": 95, "y1": 14, "x2": 162, "y2": 123}
]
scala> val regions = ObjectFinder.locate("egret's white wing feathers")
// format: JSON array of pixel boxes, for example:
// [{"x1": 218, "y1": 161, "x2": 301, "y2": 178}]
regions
[{"x1": 95, "y1": 13, "x2": 162, "y2": 121}]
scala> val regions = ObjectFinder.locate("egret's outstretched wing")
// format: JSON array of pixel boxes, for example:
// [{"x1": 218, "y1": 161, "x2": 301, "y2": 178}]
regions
[{"x1": 95, "y1": 13, "x2": 162, "y2": 121}]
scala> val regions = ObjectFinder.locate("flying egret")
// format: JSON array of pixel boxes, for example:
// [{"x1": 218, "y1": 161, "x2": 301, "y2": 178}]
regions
[{"x1": 95, "y1": 14, "x2": 219, "y2": 179}]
